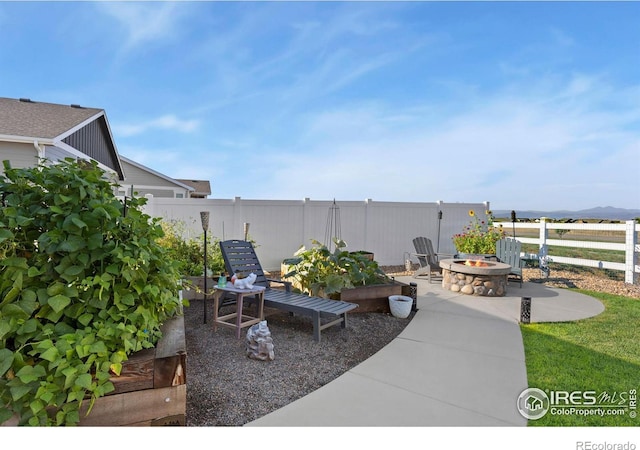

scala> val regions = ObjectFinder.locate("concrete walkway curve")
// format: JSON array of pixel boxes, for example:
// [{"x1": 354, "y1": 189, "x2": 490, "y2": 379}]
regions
[{"x1": 246, "y1": 278, "x2": 604, "y2": 427}]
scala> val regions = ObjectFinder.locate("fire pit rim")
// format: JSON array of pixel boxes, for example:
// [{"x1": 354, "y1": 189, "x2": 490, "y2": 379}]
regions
[{"x1": 439, "y1": 258, "x2": 512, "y2": 276}]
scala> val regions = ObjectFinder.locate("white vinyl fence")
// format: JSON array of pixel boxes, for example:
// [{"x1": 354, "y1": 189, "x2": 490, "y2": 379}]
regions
[
  {"x1": 144, "y1": 197, "x2": 491, "y2": 271},
  {"x1": 143, "y1": 197, "x2": 639, "y2": 285},
  {"x1": 504, "y1": 219, "x2": 639, "y2": 284}
]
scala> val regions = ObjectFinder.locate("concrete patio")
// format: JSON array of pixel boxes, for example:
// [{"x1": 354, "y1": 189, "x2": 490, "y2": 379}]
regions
[{"x1": 246, "y1": 277, "x2": 604, "y2": 426}]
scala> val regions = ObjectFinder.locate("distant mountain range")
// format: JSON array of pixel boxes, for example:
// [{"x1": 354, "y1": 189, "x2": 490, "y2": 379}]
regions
[{"x1": 493, "y1": 206, "x2": 640, "y2": 221}]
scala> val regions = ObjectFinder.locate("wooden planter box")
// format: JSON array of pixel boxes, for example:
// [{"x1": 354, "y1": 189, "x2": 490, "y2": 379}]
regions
[
  {"x1": 181, "y1": 275, "x2": 215, "y2": 300},
  {"x1": 279, "y1": 264, "x2": 413, "y2": 314},
  {"x1": 339, "y1": 283, "x2": 403, "y2": 313},
  {"x1": 351, "y1": 251, "x2": 374, "y2": 261},
  {"x1": 280, "y1": 252, "x2": 375, "y2": 293},
  {"x1": 1, "y1": 315, "x2": 186, "y2": 427},
  {"x1": 78, "y1": 314, "x2": 187, "y2": 426}
]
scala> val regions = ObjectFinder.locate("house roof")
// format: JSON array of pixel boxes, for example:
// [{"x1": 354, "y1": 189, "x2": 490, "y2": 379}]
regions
[
  {"x1": 0, "y1": 97, "x2": 103, "y2": 139},
  {"x1": 120, "y1": 156, "x2": 195, "y2": 192},
  {"x1": 176, "y1": 179, "x2": 212, "y2": 197},
  {"x1": 0, "y1": 97, "x2": 124, "y2": 180}
]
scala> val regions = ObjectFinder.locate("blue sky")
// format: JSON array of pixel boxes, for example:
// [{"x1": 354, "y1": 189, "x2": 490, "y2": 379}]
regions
[{"x1": 1, "y1": 1, "x2": 639, "y2": 211}]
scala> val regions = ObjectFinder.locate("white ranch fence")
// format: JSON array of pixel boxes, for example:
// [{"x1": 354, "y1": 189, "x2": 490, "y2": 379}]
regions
[
  {"x1": 143, "y1": 197, "x2": 490, "y2": 271},
  {"x1": 502, "y1": 219, "x2": 639, "y2": 285}
]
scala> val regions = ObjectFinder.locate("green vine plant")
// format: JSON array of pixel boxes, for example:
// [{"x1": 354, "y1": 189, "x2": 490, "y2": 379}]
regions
[
  {"x1": 157, "y1": 219, "x2": 225, "y2": 277},
  {"x1": 282, "y1": 238, "x2": 390, "y2": 299},
  {"x1": 0, "y1": 158, "x2": 184, "y2": 426}
]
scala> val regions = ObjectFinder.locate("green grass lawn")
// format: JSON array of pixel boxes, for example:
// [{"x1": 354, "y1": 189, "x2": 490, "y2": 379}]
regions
[{"x1": 521, "y1": 290, "x2": 640, "y2": 426}]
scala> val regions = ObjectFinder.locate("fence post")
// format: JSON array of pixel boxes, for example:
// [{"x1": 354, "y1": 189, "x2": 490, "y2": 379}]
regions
[
  {"x1": 539, "y1": 217, "x2": 549, "y2": 253},
  {"x1": 625, "y1": 220, "x2": 638, "y2": 284},
  {"x1": 302, "y1": 198, "x2": 309, "y2": 246},
  {"x1": 232, "y1": 196, "x2": 243, "y2": 240},
  {"x1": 364, "y1": 198, "x2": 372, "y2": 253}
]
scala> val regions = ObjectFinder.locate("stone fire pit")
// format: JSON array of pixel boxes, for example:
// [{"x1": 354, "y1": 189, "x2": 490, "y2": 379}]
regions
[{"x1": 439, "y1": 258, "x2": 512, "y2": 297}]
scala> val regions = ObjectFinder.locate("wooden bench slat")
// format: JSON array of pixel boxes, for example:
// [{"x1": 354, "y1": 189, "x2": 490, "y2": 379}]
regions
[{"x1": 496, "y1": 238, "x2": 524, "y2": 287}]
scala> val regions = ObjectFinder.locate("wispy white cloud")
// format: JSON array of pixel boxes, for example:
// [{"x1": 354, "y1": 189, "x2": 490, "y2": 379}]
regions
[
  {"x1": 550, "y1": 27, "x2": 575, "y2": 48},
  {"x1": 234, "y1": 72, "x2": 640, "y2": 210},
  {"x1": 114, "y1": 115, "x2": 200, "y2": 137},
  {"x1": 120, "y1": 147, "x2": 182, "y2": 167},
  {"x1": 25, "y1": 2, "x2": 633, "y2": 211},
  {"x1": 96, "y1": 2, "x2": 187, "y2": 54},
  {"x1": 188, "y1": 3, "x2": 428, "y2": 120}
]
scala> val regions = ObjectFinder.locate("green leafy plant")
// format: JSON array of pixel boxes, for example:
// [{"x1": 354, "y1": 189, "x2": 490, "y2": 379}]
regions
[
  {"x1": 452, "y1": 209, "x2": 505, "y2": 254},
  {"x1": 157, "y1": 219, "x2": 224, "y2": 277},
  {"x1": 0, "y1": 158, "x2": 183, "y2": 426},
  {"x1": 282, "y1": 239, "x2": 390, "y2": 299}
]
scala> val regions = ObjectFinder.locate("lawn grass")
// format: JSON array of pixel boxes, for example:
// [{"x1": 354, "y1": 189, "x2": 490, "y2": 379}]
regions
[{"x1": 521, "y1": 290, "x2": 640, "y2": 426}]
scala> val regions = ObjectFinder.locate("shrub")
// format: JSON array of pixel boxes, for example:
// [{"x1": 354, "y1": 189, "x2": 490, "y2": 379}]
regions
[
  {"x1": 0, "y1": 158, "x2": 183, "y2": 426},
  {"x1": 157, "y1": 219, "x2": 225, "y2": 277}
]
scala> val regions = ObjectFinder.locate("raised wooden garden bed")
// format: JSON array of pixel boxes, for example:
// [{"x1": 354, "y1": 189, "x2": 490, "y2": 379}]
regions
[
  {"x1": 2, "y1": 314, "x2": 186, "y2": 427},
  {"x1": 351, "y1": 251, "x2": 374, "y2": 261},
  {"x1": 279, "y1": 263, "x2": 413, "y2": 314},
  {"x1": 181, "y1": 275, "x2": 215, "y2": 300},
  {"x1": 339, "y1": 283, "x2": 403, "y2": 313},
  {"x1": 78, "y1": 314, "x2": 186, "y2": 426}
]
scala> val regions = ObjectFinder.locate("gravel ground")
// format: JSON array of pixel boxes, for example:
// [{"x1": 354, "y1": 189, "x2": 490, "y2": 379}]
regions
[
  {"x1": 184, "y1": 266, "x2": 638, "y2": 426},
  {"x1": 184, "y1": 295, "x2": 414, "y2": 426},
  {"x1": 521, "y1": 267, "x2": 640, "y2": 298}
]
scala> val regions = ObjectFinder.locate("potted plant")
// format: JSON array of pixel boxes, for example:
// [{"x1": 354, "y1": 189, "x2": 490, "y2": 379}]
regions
[
  {"x1": 282, "y1": 239, "x2": 402, "y2": 312},
  {"x1": 0, "y1": 159, "x2": 185, "y2": 426},
  {"x1": 452, "y1": 209, "x2": 505, "y2": 257}
]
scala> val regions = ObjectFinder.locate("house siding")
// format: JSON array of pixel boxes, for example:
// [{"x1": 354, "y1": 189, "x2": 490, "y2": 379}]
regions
[
  {"x1": 118, "y1": 159, "x2": 191, "y2": 198},
  {"x1": 133, "y1": 187, "x2": 181, "y2": 198},
  {"x1": 44, "y1": 145, "x2": 76, "y2": 163},
  {"x1": 0, "y1": 142, "x2": 39, "y2": 173},
  {"x1": 63, "y1": 117, "x2": 122, "y2": 178},
  {"x1": 122, "y1": 160, "x2": 184, "y2": 188}
]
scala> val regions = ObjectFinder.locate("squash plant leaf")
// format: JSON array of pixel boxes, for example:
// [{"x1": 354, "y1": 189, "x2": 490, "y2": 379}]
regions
[
  {"x1": 48, "y1": 295, "x2": 71, "y2": 314},
  {"x1": 0, "y1": 348, "x2": 14, "y2": 376}
]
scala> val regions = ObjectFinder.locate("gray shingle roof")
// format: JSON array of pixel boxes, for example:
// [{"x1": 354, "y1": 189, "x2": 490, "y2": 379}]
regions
[
  {"x1": 176, "y1": 179, "x2": 211, "y2": 196},
  {"x1": 0, "y1": 97, "x2": 103, "y2": 139}
]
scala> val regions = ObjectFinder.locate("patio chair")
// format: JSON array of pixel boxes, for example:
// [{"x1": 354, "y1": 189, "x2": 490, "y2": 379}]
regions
[
  {"x1": 412, "y1": 236, "x2": 443, "y2": 283},
  {"x1": 219, "y1": 240, "x2": 358, "y2": 342},
  {"x1": 496, "y1": 238, "x2": 524, "y2": 287}
]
